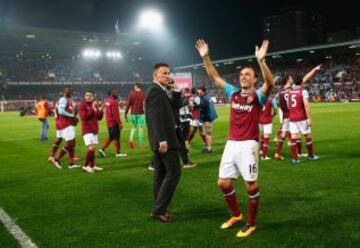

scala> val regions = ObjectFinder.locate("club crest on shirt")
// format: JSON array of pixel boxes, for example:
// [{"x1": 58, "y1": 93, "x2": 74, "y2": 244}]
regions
[{"x1": 247, "y1": 96, "x2": 254, "y2": 104}]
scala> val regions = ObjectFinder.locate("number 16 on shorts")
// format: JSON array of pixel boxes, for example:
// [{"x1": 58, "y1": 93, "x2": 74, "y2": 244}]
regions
[{"x1": 249, "y1": 163, "x2": 257, "y2": 174}]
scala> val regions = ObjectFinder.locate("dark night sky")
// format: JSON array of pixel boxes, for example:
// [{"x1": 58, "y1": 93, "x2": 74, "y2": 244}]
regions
[{"x1": 0, "y1": 0, "x2": 358, "y2": 65}]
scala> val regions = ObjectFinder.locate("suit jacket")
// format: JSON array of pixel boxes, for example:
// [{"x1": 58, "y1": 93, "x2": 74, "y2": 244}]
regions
[{"x1": 145, "y1": 83, "x2": 180, "y2": 151}]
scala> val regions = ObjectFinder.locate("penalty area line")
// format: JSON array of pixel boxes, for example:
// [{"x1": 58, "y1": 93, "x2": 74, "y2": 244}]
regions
[{"x1": 0, "y1": 207, "x2": 38, "y2": 248}]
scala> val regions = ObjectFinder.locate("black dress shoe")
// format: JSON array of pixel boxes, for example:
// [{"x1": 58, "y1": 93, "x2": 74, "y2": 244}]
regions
[
  {"x1": 183, "y1": 162, "x2": 197, "y2": 168},
  {"x1": 151, "y1": 212, "x2": 176, "y2": 222}
]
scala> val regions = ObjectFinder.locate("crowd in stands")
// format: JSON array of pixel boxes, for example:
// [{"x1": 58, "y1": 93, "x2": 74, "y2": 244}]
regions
[
  {"x1": 0, "y1": 54, "x2": 359, "y2": 104},
  {"x1": 193, "y1": 56, "x2": 360, "y2": 102},
  {"x1": 0, "y1": 83, "x2": 151, "y2": 102},
  {"x1": 0, "y1": 57, "x2": 152, "y2": 83}
]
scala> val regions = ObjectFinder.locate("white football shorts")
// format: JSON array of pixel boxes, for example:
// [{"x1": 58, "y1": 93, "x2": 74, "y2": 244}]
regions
[
  {"x1": 289, "y1": 120, "x2": 311, "y2": 135},
  {"x1": 61, "y1": 125, "x2": 76, "y2": 141},
  {"x1": 282, "y1": 118, "x2": 290, "y2": 133},
  {"x1": 83, "y1": 133, "x2": 99, "y2": 146},
  {"x1": 219, "y1": 140, "x2": 259, "y2": 182},
  {"x1": 56, "y1": 129, "x2": 62, "y2": 139},
  {"x1": 259, "y1": 123, "x2": 272, "y2": 135},
  {"x1": 190, "y1": 119, "x2": 203, "y2": 127}
]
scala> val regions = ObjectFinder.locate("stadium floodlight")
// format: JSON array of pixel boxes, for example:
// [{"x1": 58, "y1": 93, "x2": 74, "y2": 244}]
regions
[
  {"x1": 138, "y1": 9, "x2": 164, "y2": 32},
  {"x1": 106, "y1": 51, "x2": 122, "y2": 59},
  {"x1": 25, "y1": 33, "x2": 36, "y2": 39},
  {"x1": 82, "y1": 49, "x2": 102, "y2": 59}
]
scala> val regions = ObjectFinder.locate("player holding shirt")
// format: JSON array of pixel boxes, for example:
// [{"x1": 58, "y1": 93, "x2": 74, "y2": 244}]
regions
[
  {"x1": 259, "y1": 97, "x2": 277, "y2": 160},
  {"x1": 99, "y1": 89, "x2": 127, "y2": 157},
  {"x1": 50, "y1": 86, "x2": 80, "y2": 169},
  {"x1": 196, "y1": 39, "x2": 274, "y2": 238},
  {"x1": 78, "y1": 91, "x2": 104, "y2": 173},
  {"x1": 124, "y1": 82, "x2": 145, "y2": 149}
]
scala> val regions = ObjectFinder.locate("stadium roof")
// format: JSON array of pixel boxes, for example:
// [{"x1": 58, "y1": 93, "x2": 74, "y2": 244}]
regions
[
  {"x1": 0, "y1": 25, "x2": 164, "y2": 60},
  {"x1": 175, "y1": 39, "x2": 360, "y2": 71}
]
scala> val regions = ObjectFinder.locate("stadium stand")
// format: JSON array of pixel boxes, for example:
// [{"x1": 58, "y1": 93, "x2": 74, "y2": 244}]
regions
[{"x1": 183, "y1": 42, "x2": 360, "y2": 103}]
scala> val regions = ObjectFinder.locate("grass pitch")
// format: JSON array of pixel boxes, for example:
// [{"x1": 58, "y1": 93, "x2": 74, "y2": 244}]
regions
[{"x1": 0, "y1": 103, "x2": 359, "y2": 247}]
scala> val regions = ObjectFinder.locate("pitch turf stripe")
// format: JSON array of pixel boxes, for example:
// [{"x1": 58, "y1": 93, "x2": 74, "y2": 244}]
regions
[{"x1": 0, "y1": 207, "x2": 38, "y2": 248}]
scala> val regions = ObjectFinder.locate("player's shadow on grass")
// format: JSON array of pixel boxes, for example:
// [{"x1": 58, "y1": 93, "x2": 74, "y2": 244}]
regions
[{"x1": 100, "y1": 162, "x2": 150, "y2": 171}]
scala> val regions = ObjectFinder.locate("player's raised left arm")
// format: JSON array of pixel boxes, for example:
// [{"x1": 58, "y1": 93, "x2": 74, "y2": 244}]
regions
[
  {"x1": 302, "y1": 64, "x2": 322, "y2": 84},
  {"x1": 256, "y1": 40, "x2": 274, "y2": 96}
]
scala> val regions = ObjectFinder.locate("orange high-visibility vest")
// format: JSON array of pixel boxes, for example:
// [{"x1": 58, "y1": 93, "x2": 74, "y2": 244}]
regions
[{"x1": 36, "y1": 100, "x2": 48, "y2": 119}]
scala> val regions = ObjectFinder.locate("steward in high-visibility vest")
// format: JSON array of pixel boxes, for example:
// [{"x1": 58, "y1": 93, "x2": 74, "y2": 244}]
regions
[{"x1": 35, "y1": 96, "x2": 50, "y2": 141}]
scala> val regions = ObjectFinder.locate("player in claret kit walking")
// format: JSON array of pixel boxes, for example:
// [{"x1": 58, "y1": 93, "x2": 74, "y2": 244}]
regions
[
  {"x1": 48, "y1": 93, "x2": 80, "y2": 164},
  {"x1": 50, "y1": 86, "x2": 80, "y2": 169},
  {"x1": 78, "y1": 91, "x2": 104, "y2": 173}
]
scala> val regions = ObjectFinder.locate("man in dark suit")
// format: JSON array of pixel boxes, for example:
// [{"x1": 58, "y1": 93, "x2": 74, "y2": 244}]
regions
[{"x1": 145, "y1": 63, "x2": 181, "y2": 222}]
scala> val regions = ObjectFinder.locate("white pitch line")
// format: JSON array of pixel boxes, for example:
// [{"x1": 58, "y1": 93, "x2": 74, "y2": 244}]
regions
[{"x1": 0, "y1": 207, "x2": 38, "y2": 248}]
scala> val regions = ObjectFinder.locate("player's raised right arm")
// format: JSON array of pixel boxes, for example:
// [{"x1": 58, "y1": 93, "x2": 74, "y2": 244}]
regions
[
  {"x1": 302, "y1": 64, "x2": 322, "y2": 84},
  {"x1": 195, "y1": 39, "x2": 226, "y2": 90}
]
